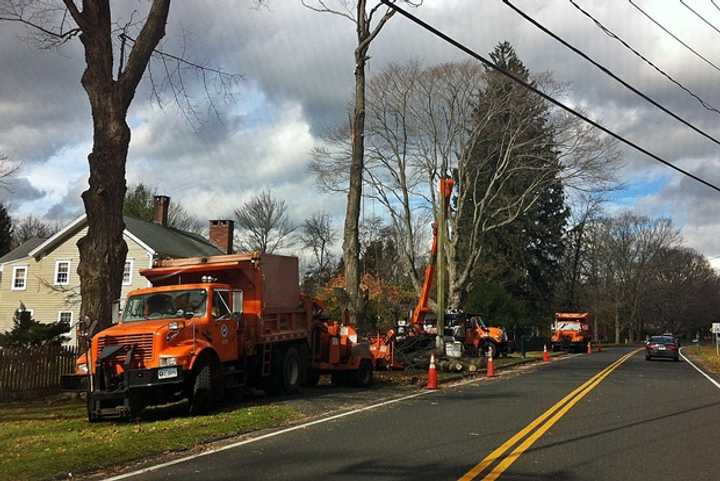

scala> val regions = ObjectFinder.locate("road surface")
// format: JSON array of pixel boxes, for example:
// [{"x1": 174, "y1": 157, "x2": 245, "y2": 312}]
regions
[{"x1": 111, "y1": 348, "x2": 720, "y2": 481}]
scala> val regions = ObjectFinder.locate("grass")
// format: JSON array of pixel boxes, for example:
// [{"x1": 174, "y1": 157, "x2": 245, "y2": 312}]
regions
[
  {"x1": 684, "y1": 344, "x2": 720, "y2": 374},
  {"x1": 0, "y1": 399, "x2": 301, "y2": 481}
]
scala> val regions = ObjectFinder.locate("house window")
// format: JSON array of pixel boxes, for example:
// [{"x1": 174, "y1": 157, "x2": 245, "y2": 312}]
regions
[
  {"x1": 58, "y1": 311, "x2": 73, "y2": 324},
  {"x1": 12, "y1": 266, "x2": 27, "y2": 290},
  {"x1": 55, "y1": 261, "x2": 70, "y2": 285},
  {"x1": 122, "y1": 260, "x2": 134, "y2": 286}
]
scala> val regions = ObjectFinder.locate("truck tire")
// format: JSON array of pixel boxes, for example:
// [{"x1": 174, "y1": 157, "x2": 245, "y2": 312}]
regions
[
  {"x1": 281, "y1": 347, "x2": 302, "y2": 395},
  {"x1": 352, "y1": 360, "x2": 373, "y2": 388},
  {"x1": 189, "y1": 357, "x2": 221, "y2": 416}
]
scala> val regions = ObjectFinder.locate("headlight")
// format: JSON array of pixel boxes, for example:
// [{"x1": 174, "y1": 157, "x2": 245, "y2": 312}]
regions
[
  {"x1": 159, "y1": 356, "x2": 177, "y2": 367},
  {"x1": 78, "y1": 363, "x2": 89, "y2": 374}
]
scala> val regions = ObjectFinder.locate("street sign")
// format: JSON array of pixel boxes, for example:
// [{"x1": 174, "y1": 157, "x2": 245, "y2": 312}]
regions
[{"x1": 712, "y1": 323, "x2": 720, "y2": 334}]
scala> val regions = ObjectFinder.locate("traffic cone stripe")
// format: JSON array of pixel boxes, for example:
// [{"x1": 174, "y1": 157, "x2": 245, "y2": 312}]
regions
[
  {"x1": 487, "y1": 347, "x2": 495, "y2": 378},
  {"x1": 426, "y1": 353, "x2": 438, "y2": 390}
]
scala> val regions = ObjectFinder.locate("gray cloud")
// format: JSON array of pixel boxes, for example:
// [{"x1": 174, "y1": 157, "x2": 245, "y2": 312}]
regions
[{"x1": 1, "y1": 0, "x2": 720, "y2": 258}]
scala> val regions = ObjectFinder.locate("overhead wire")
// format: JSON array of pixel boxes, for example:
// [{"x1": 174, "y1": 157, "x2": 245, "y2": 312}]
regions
[
  {"x1": 679, "y1": 0, "x2": 720, "y2": 36},
  {"x1": 376, "y1": 0, "x2": 720, "y2": 194},
  {"x1": 567, "y1": 0, "x2": 720, "y2": 116},
  {"x1": 713, "y1": 0, "x2": 720, "y2": 15},
  {"x1": 627, "y1": 0, "x2": 720, "y2": 75},
  {"x1": 500, "y1": 0, "x2": 720, "y2": 149}
]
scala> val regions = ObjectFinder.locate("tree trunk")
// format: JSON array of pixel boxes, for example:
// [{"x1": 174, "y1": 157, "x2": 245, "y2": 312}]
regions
[
  {"x1": 77, "y1": 115, "x2": 129, "y2": 336},
  {"x1": 614, "y1": 302, "x2": 620, "y2": 344},
  {"x1": 342, "y1": 35, "x2": 369, "y2": 325}
]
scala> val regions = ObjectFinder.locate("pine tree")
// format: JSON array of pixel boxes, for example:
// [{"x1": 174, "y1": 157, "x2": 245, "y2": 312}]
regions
[
  {"x1": 0, "y1": 203, "x2": 12, "y2": 256},
  {"x1": 461, "y1": 41, "x2": 568, "y2": 323},
  {"x1": 0, "y1": 303, "x2": 71, "y2": 347}
]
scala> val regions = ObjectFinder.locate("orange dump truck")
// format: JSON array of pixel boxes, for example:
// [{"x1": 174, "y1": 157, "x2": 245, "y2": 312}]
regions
[
  {"x1": 551, "y1": 312, "x2": 591, "y2": 353},
  {"x1": 62, "y1": 253, "x2": 373, "y2": 421}
]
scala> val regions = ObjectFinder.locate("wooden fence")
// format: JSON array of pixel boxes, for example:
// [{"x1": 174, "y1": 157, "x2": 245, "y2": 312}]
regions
[{"x1": 0, "y1": 345, "x2": 78, "y2": 401}]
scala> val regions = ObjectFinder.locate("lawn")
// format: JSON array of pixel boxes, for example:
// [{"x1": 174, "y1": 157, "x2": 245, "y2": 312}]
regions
[
  {"x1": 0, "y1": 399, "x2": 301, "y2": 481},
  {"x1": 684, "y1": 344, "x2": 720, "y2": 374}
]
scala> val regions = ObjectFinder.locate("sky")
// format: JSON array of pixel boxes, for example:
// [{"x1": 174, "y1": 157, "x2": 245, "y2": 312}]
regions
[{"x1": 1, "y1": 0, "x2": 720, "y2": 266}]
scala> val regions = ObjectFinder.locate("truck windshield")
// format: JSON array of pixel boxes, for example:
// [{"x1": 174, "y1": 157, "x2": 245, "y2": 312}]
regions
[
  {"x1": 556, "y1": 322, "x2": 582, "y2": 331},
  {"x1": 123, "y1": 289, "x2": 207, "y2": 322}
]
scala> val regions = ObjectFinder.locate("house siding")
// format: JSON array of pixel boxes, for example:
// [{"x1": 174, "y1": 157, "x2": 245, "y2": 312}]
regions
[{"x1": 0, "y1": 226, "x2": 152, "y2": 339}]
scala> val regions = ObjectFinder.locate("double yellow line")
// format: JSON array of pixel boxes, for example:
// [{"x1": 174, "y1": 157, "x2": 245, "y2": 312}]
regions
[{"x1": 459, "y1": 349, "x2": 641, "y2": 481}]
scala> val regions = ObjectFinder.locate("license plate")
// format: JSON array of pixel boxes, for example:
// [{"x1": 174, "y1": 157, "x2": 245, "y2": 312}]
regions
[
  {"x1": 158, "y1": 367, "x2": 178, "y2": 379},
  {"x1": 658, "y1": 346, "x2": 666, "y2": 351}
]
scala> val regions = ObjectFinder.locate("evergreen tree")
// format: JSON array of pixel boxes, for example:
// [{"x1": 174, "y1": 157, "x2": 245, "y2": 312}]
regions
[
  {"x1": 0, "y1": 303, "x2": 71, "y2": 347},
  {"x1": 461, "y1": 41, "x2": 568, "y2": 323},
  {"x1": 0, "y1": 203, "x2": 13, "y2": 256}
]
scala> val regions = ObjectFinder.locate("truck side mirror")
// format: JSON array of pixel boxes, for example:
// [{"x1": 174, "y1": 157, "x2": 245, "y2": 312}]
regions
[
  {"x1": 232, "y1": 290, "x2": 244, "y2": 314},
  {"x1": 111, "y1": 300, "x2": 122, "y2": 324}
]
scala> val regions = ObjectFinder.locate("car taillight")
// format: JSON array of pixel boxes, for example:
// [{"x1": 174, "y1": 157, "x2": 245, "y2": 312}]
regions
[
  {"x1": 667, "y1": 344, "x2": 677, "y2": 350},
  {"x1": 648, "y1": 343, "x2": 658, "y2": 349}
]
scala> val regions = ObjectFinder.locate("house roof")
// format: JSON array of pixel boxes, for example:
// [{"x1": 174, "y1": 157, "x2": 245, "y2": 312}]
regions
[
  {"x1": 0, "y1": 237, "x2": 46, "y2": 265},
  {"x1": 123, "y1": 216, "x2": 221, "y2": 258},
  {"x1": 27, "y1": 214, "x2": 222, "y2": 261}
]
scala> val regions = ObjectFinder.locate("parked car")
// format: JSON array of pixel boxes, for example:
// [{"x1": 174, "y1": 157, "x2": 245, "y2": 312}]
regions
[{"x1": 645, "y1": 335, "x2": 680, "y2": 362}]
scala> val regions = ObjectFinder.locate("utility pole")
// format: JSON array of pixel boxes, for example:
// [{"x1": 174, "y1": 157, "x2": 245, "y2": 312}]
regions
[{"x1": 436, "y1": 179, "x2": 449, "y2": 353}]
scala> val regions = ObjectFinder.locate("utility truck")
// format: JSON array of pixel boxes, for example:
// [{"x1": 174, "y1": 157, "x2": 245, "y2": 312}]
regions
[
  {"x1": 62, "y1": 253, "x2": 374, "y2": 421},
  {"x1": 550, "y1": 312, "x2": 591, "y2": 353},
  {"x1": 369, "y1": 176, "x2": 509, "y2": 367}
]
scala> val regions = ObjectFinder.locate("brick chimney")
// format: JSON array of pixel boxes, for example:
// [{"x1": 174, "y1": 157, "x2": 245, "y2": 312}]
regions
[
  {"x1": 153, "y1": 195, "x2": 170, "y2": 226},
  {"x1": 209, "y1": 220, "x2": 234, "y2": 254}
]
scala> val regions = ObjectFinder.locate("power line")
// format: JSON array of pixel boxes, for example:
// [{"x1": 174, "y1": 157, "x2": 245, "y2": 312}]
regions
[
  {"x1": 568, "y1": 0, "x2": 720, "y2": 116},
  {"x1": 377, "y1": 0, "x2": 720, "y2": 194},
  {"x1": 713, "y1": 0, "x2": 720, "y2": 15},
  {"x1": 501, "y1": 0, "x2": 720, "y2": 149},
  {"x1": 627, "y1": 0, "x2": 720, "y2": 75},
  {"x1": 679, "y1": 0, "x2": 720, "y2": 36}
]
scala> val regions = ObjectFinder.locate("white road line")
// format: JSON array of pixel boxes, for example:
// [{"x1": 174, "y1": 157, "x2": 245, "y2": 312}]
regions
[
  {"x1": 102, "y1": 352, "x2": 582, "y2": 481},
  {"x1": 679, "y1": 347, "x2": 720, "y2": 390},
  {"x1": 102, "y1": 389, "x2": 434, "y2": 481}
]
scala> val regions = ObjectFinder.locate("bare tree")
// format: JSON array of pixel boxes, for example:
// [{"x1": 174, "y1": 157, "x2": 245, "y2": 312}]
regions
[
  {"x1": 1, "y1": 2, "x2": 239, "y2": 335},
  {"x1": 302, "y1": 0, "x2": 421, "y2": 324},
  {"x1": 12, "y1": 215, "x2": 61, "y2": 247},
  {"x1": 234, "y1": 191, "x2": 296, "y2": 254},
  {"x1": 313, "y1": 60, "x2": 619, "y2": 308},
  {"x1": 301, "y1": 212, "x2": 336, "y2": 276}
]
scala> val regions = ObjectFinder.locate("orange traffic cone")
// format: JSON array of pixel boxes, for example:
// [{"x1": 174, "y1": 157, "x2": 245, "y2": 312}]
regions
[
  {"x1": 543, "y1": 344, "x2": 550, "y2": 362},
  {"x1": 426, "y1": 353, "x2": 438, "y2": 390},
  {"x1": 587, "y1": 341, "x2": 592, "y2": 354},
  {"x1": 487, "y1": 346, "x2": 495, "y2": 378}
]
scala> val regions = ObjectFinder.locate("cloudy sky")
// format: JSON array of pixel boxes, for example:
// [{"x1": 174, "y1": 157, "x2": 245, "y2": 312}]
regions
[{"x1": 1, "y1": 0, "x2": 720, "y2": 265}]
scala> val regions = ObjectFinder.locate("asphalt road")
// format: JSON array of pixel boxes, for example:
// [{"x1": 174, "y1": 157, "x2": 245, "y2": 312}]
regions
[{"x1": 114, "y1": 348, "x2": 720, "y2": 481}]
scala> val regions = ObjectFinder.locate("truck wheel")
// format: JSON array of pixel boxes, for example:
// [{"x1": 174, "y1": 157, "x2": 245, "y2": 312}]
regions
[
  {"x1": 281, "y1": 347, "x2": 301, "y2": 395},
  {"x1": 189, "y1": 358, "x2": 217, "y2": 416},
  {"x1": 352, "y1": 360, "x2": 373, "y2": 388}
]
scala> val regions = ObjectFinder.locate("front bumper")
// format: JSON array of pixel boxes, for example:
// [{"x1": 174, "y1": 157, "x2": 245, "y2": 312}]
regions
[{"x1": 87, "y1": 366, "x2": 189, "y2": 419}]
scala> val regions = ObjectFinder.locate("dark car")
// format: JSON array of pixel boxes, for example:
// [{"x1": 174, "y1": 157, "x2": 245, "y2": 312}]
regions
[{"x1": 645, "y1": 335, "x2": 680, "y2": 362}]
